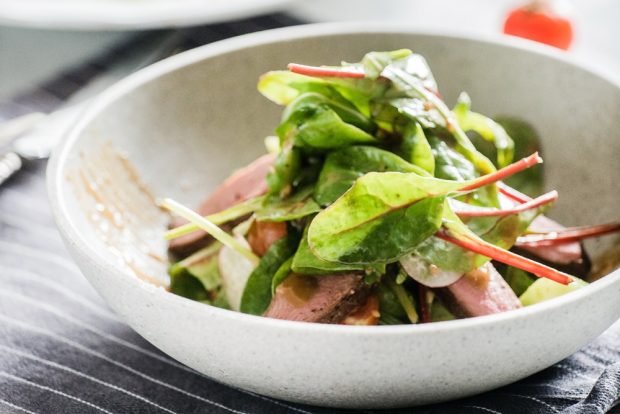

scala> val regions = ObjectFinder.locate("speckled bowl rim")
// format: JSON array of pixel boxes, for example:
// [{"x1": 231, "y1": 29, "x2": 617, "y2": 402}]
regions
[{"x1": 48, "y1": 22, "x2": 620, "y2": 337}]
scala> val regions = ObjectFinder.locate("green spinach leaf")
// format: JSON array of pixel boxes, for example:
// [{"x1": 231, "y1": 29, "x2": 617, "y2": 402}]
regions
[
  {"x1": 397, "y1": 123, "x2": 435, "y2": 174},
  {"x1": 416, "y1": 202, "x2": 547, "y2": 273},
  {"x1": 266, "y1": 144, "x2": 301, "y2": 197},
  {"x1": 360, "y1": 49, "x2": 414, "y2": 79},
  {"x1": 277, "y1": 92, "x2": 377, "y2": 150},
  {"x1": 495, "y1": 116, "x2": 544, "y2": 197},
  {"x1": 453, "y1": 92, "x2": 514, "y2": 168},
  {"x1": 240, "y1": 235, "x2": 299, "y2": 315},
  {"x1": 378, "y1": 281, "x2": 411, "y2": 325},
  {"x1": 258, "y1": 70, "x2": 385, "y2": 116},
  {"x1": 256, "y1": 186, "x2": 321, "y2": 222},
  {"x1": 313, "y1": 145, "x2": 428, "y2": 206},
  {"x1": 501, "y1": 266, "x2": 537, "y2": 297},
  {"x1": 271, "y1": 257, "x2": 294, "y2": 294},
  {"x1": 169, "y1": 243, "x2": 228, "y2": 308},
  {"x1": 308, "y1": 171, "x2": 463, "y2": 264},
  {"x1": 429, "y1": 135, "x2": 476, "y2": 181},
  {"x1": 429, "y1": 135, "x2": 498, "y2": 208},
  {"x1": 291, "y1": 227, "x2": 365, "y2": 275}
]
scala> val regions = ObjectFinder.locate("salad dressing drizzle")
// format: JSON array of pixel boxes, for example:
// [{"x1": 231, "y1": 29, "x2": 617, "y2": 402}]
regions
[
  {"x1": 278, "y1": 274, "x2": 319, "y2": 307},
  {"x1": 69, "y1": 142, "x2": 168, "y2": 288}
]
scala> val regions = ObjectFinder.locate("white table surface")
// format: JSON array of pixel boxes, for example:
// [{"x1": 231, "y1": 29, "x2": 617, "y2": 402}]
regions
[{"x1": 0, "y1": 0, "x2": 618, "y2": 101}]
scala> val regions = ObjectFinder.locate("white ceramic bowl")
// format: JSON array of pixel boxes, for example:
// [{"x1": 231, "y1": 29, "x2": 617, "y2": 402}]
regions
[{"x1": 48, "y1": 24, "x2": 620, "y2": 408}]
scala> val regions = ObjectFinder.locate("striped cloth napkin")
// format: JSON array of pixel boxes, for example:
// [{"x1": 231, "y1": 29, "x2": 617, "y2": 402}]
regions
[{"x1": 0, "y1": 13, "x2": 619, "y2": 414}]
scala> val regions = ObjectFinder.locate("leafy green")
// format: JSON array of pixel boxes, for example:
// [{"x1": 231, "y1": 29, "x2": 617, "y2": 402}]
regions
[
  {"x1": 416, "y1": 200, "x2": 547, "y2": 273},
  {"x1": 308, "y1": 171, "x2": 463, "y2": 264},
  {"x1": 372, "y1": 52, "x2": 438, "y2": 92},
  {"x1": 429, "y1": 135, "x2": 477, "y2": 181},
  {"x1": 360, "y1": 49, "x2": 414, "y2": 79},
  {"x1": 240, "y1": 235, "x2": 299, "y2": 315},
  {"x1": 453, "y1": 92, "x2": 514, "y2": 168},
  {"x1": 380, "y1": 97, "x2": 444, "y2": 130},
  {"x1": 265, "y1": 144, "x2": 301, "y2": 197},
  {"x1": 429, "y1": 135, "x2": 499, "y2": 208},
  {"x1": 397, "y1": 123, "x2": 435, "y2": 174},
  {"x1": 495, "y1": 117, "x2": 544, "y2": 196},
  {"x1": 415, "y1": 235, "x2": 474, "y2": 274},
  {"x1": 313, "y1": 145, "x2": 428, "y2": 206},
  {"x1": 256, "y1": 186, "x2": 321, "y2": 222},
  {"x1": 291, "y1": 227, "x2": 364, "y2": 275},
  {"x1": 386, "y1": 275, "x2": 418, "y2": 323},
  {"x1": 466, "y1": 208, "x2": 542, "y2": 248},
  {"x1": 430, "y1": 297, "x2": 455, "y2": 322},
  {"x1": 520, "y1": 277, "x2": 587, "y2": 306},
  {"x1": 378, "y1": 282, "x2": 410, "y2": 325},
  {"x1": 258, "y1": 70, "x2": 385, "y2": 116},
  {"x1": 501, "y1": 266, "x2": 537, "y2": 297},
  {"x1": 380, "y1": 64, "x2": 496, "y2": 174},
  {"x1": 271, "y1": 257, "x2": 293, "y2": 294},
  {"x1": 169, "y1": 243, "x2": 228, "y2": 308},
  {"x1": 258, "y1": 71, "x2": 335, "y2": 106},
  {"x1": 169, "y1": 263, "x2": 212, "y2": 301},
  {"x1": 277, "y1": 92, "x2": 377, "y2": 150}
]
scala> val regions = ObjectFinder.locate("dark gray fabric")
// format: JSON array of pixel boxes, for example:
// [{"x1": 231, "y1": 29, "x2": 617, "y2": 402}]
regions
[{"x1": 1, "y1": 14, "x2": 619, "y2": 414}]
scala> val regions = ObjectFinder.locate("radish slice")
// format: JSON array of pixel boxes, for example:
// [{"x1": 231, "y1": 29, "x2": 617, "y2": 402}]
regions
[
  {"x1": 218, "y1": 236, "x2": 256, "y2": 311},
  {"x1": 400, "y1": 254, "x2": 462, "y2": 288}
]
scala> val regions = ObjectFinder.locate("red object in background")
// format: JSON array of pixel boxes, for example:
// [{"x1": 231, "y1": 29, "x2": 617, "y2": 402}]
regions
[{"x1": 503, "y1": 0, "x2": 573, "y2": 50}]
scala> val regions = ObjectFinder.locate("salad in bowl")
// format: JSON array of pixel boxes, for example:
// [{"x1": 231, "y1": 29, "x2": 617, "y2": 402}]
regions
[{"x1": 161, "y1": 49, "x2": 619, "y2": 326}]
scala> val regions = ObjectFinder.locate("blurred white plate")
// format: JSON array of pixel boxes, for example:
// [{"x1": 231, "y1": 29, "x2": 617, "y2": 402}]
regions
[{"x1": 0, "y1": 0, "x2": 297, "y2": 30}]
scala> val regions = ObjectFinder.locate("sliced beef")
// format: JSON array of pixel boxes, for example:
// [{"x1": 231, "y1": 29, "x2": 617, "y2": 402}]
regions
[
  {"x1": 499, "y1": 193, "x2": 591, "y2": 277},
  {"x1": 514, "y1": 215, "x2": 591, "y2": 278},
  {"x1": 264, "y1": 273, "x2": 371, "y2": 324},
  {"x1": 168, "y1": 153, "x2": 275, "y2": 257},
  {"x1": 436, "y1": 263, "x2": 522, "y2": 318},
  {"x1": 247, "y1": 220, "x2": 288, "y2": 257}
]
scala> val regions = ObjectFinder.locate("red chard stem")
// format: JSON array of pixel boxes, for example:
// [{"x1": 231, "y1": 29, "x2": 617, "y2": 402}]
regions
[
  {"x1": 418, "y1": 285, "x2": 431, "y2": 323},
  {"x1": 436, "y1": 230, "x2": 573, "y2": 285},
  {"x1": 287, "y1": 63, "x2": 365, "y2": 78},
  {"x1": 460, "y1": 152, "x2": 543, "y2": 192},
  {"x1": 497, "y1": 182, "x2": 531, "y2": 203},
  {"x1": 517, "y1": 222, "x2": 620, "y2": 246},
  {"x1": 455, "y1": 190, "x2": 558, "y2": 218}
]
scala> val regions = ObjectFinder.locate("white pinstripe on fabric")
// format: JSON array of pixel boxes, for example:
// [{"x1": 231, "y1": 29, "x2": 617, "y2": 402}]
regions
[
  {"x1": 0, "y1": 272, "x2": 316, "y2": 414},
  {"x1": 0, "y1": 287, "x2": 180, "y2": 368},
  {"x1": 0, "y1": 372, "x2": 115, "y2": 414},
  {"x1": 515, "y1": 383, "x2": 587, "y2": 399},
  {"x1": 0, "y1": 398, "x2": 39, "y2": 414},
  {"x1": 504, "y1": 394, "x2": 558, "y2": 413},
  {"x1": 0, "y1": 314, "x2": 249, "y2": 414},
  {"x1": 0, "y1": 345, "x2": 178, "y2": 414},
  {"x1": 464, "y1": 406, "x2": 503, "y2": 414},
  {"x1": 556, "y1": 364, "x2": 598, "y2": 382}
]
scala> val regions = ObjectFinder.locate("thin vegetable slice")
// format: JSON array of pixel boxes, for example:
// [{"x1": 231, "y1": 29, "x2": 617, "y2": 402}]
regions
[
  {"x1": 160, "y1": 198, "x2": 260, "y2": 265},
  {"x1": 165, "y1": 196, "x2": 264, "y2": 240}
]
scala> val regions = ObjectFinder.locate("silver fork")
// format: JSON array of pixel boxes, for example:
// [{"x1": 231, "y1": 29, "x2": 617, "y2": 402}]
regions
[{"x1": 0, "y1": 32, "x2": 183, "y2": 186}]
